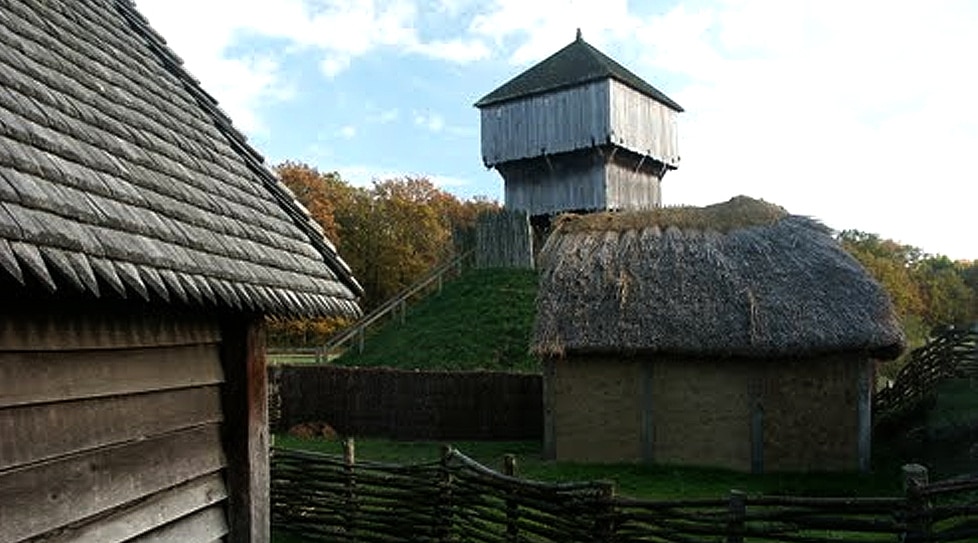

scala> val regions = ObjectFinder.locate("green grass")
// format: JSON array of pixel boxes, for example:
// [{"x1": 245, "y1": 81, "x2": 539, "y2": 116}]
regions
[
  {"x1": 273, "y1": 435, "x2": 902, "y2": 499},
  {"x1": 334, "y1": 268, "x2": 539, "y2": 372}
]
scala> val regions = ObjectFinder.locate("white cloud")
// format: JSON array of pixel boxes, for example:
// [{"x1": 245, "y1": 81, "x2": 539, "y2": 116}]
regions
[
  {"x1": 368, "y1": 108, "x2": 400, "y2": 124},
  {"x1": 338, "y1": 125, "x2": 357, "y2": 139},
  {"x1": 644, "y1": 0, "x2": 978, "y2": 259},
  {"x1": 469, "y1": 0, "x2": 636, "y2": 65},
  {"x1": 414, "y1": 111, "x2": 446, "y2": 132}
]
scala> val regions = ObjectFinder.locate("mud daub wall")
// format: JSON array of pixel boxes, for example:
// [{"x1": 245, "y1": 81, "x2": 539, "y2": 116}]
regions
[
  {"x1": 271, "y1": 365, "x2": 542, "y2": 440},
  {"x1": 551, "y1": 355, "x2": 871, "y2": 472}
]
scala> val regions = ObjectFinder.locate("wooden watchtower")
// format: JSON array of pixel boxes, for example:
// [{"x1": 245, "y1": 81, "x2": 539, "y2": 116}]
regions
[{"x1": 476, "y1": 30, "x2": 683, "y2": 217}]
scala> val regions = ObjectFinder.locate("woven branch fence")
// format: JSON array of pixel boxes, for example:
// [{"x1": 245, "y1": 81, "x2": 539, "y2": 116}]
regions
[
  {"x1": 271, "y1": 445, "x2": 978, "y2": 542},
  {"x1": 874, "y1": 326, "x2": 978, "y2": 423}
]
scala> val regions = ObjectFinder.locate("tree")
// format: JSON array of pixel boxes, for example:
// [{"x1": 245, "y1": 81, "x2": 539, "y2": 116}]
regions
[{"x1": 272, "y1": 163, "x2": 501, "y2": 339}]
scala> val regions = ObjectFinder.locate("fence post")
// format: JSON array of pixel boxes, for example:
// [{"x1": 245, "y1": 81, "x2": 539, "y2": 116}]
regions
[
  {"x1": 344, "y1": 437, "x2": 358, "y2": 542},
  {"x1": 503, "y1": 454, "x2": 519, "y2": 543},
  {"x1": 902, "y1": 464, "x2": 931, "y2": 542},
  {"x1": 439, "y1": 445, "x2": 455, "y2": 543},
  {"x1": 595, "y1": 481, "x2": 616, "y2": 543},
  {"x1": 726, "y1": 490, "x2": 746, "y2": 543}
]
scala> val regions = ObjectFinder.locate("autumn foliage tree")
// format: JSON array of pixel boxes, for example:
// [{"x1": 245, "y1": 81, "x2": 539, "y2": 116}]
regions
[
  {"x1": 838, "y1": 230, "x2": 977, "y2": 350},
  {"x1": 268, "y1": 162, "x2": 500, "y2": 346}
]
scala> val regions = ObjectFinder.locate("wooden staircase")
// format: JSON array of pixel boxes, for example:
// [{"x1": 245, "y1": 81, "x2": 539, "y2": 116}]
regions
[{"x1": 321, "y1": 250, "x2": 474, "y2": 356}]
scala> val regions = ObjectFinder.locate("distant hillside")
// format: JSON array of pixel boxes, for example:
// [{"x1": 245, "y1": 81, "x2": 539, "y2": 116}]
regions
[{"x1": 334, "y1": 268, "x2": 539, "y2": 372}]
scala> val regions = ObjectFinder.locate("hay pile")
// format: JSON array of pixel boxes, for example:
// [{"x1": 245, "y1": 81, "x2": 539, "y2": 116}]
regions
[{"x1": 534, "y1": 196, "x2": 905, "y2": 359}]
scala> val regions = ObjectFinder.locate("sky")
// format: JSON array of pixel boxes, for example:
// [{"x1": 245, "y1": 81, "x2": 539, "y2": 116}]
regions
[{"x1": 135, "y1": 0, "x2": 978, "y2": 260}]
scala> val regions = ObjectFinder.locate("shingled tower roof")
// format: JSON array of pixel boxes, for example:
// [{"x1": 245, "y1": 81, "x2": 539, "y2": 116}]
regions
[
  {"x1": 0, "y1": 0, "x2": 361, "y2": 317},
  {"x1": 475, "y1": 30, "x2": 683, "y2": 111}
]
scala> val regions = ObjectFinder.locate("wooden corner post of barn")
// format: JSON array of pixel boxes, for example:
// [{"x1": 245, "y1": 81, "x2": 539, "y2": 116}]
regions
[{"x1": 220, "y1": 315, "x2": 269, "y2": 543}]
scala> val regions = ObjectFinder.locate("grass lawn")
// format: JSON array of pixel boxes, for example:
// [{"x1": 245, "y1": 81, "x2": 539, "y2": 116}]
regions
[{"x1": 332, "y1": 268, "x2": 539, "y2": 372}]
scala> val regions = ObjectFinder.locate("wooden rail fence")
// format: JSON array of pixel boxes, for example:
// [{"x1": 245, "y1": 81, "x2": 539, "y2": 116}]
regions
[
  {"x1": 271, "y1": 445, "x2": 978, "y2": 543},
  {"x1": 320, "y1": 250, "x2": 474, "y2": 356}
]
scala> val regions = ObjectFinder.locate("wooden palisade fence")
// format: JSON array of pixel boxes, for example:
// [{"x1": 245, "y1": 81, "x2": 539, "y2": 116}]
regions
[{"x1": 271, "y1": 445, "x2": 978, "y2": 542}]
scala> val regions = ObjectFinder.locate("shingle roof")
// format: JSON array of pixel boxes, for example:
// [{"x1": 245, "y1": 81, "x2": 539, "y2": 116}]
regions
[
  {"x1": 475, "y1": 31, "x2": 683, "y2": 111},
  {"x1": 0, "y1": 0, "x2": 361, "y2": 318},
  {"x1": 533, "y1": 197, "x2": 905, "y2": 360}
]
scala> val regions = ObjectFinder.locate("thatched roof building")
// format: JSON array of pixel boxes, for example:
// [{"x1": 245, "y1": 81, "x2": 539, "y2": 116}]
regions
[
  {"x1": 0, "y1": 1, "x2": 360, "y2": 541},
  {"x1": 535, "y1": 196, "x2": 904, "y2": 359},
  {"x1": 534, "y1": 196, "x2": 904, "y2": 472}
]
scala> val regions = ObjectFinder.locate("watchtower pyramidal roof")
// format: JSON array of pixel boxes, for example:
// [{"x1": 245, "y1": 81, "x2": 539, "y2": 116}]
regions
[{"x1": 475, "y1": 30, "x2": 683, "y2": 111}]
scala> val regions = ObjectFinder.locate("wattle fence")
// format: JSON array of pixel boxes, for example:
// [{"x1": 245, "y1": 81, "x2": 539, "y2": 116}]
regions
[
  {"x1": 271, "y1": 446, "x2": 978, "y2": 543},
  {"x1": 874, "y1": 325, "x2": 978, "y2": 424}
]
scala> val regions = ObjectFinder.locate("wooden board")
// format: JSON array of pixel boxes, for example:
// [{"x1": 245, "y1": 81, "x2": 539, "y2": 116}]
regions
[
  {"x1": 0, "y1": 386, "x2": 223, "y2": 471},
  {"x1": 0, "y1": 306, "x2": 220, "y2": 350},
  {"x1": 0, "y1": 424, "x2": 226, "y2": 543},
  {"x1": 128, "y1": 505, "x2": 229, "y2": 543},
  {"x1": 31, "y1": 473, "x2": 227, "y2": 543},
  {"x1": 0, "y1": 344, "x2": 223, "y2": 408}
]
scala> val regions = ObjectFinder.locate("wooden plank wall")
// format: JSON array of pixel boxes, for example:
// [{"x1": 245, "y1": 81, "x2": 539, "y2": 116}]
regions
[
  {"x1": 608, "y1": 80, "x2": 680, "y2": 167},
  {"x1": 498, "y1": 153, "x2": 607, "y2": 215},
  {"x1": 475, "y1": 209, "x2": 534, "y2": 269},
  {"x1": 0, "y1": 306, "x2": 229, "y2": 543},
  {"x1": 481, "y1": 80, "x2": 610, "y2": 166}
]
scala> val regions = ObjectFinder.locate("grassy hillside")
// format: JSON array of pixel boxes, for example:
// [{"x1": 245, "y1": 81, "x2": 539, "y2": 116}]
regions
[{"x1": 334, "y1": 268, "x2": 539, "y2": 372}]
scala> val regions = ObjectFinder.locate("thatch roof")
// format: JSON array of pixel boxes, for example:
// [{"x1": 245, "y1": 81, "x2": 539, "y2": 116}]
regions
[
  {"x1": 0, "y1": 0, "x2": 361, "y2": 318},
  {"x1": 474, "y1": 31, "x2": 683, "y2": 112},
  {"x1": 534, "y1": 196, "x2": 905, "y2": 360}
]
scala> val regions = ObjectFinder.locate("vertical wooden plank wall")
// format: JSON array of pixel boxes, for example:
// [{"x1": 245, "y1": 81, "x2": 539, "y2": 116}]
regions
[
  {"x1": 475, "y1": 209, "x2": 534, "y2": 269},
  {"x1": 480, "y1": 81, "x2": 611, "y2": 166},
  {"x1": 608, "y1": 80, "x2": 680, "y2": 166}
]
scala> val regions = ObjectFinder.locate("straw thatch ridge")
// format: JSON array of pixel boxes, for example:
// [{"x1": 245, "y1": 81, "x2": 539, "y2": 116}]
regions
[
  {"x1": 0, "y1": 0, "x2": 361, "y2": 317},
  {"x1": 534, "y1": 196, "x2": 905, "y2": 359}
]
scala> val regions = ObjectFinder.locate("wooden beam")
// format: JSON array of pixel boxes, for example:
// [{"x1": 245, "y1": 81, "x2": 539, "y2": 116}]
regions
[
  {"x1": 640, "y1": 362, "x2": 654, "y2": 463},
  {"x1": 220, "y1": 316, "x2": 269, "y2": 543},
  {"x1": 542, "y1": 358, "x2": 556, "y2": 460},
  {"x1": 857, "y1": 360, "x2": 873, "y2": 472}
]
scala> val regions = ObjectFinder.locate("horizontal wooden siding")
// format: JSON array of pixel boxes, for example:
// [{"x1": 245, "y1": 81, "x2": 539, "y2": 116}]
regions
[{"x1": 0, "y1": 307, "x2": 229, "y2": 543}]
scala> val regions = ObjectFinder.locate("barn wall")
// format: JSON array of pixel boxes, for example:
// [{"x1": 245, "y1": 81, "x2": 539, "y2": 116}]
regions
[
  {"x1": 650, "y1": 358, "x2": 752, "y2": 471},
  {"x1": 552, "y1": 354, "x2": 868, "y2": 471},
  {"x1": 760, "y1": 355, "x2": 868, "y2": 472},
  {"x1": 553, "y1": 357, "x2": 643, "y2": 462},
  {"x1": 608, "y1": 80, "x2": 680, "y2": 167},
  {"x1": 0, "y1": 305, "x2": 230, "y2": 543},
  {"x1": 481, "y1": 80, "x2": 611, "y2": 166},
  {"x1": 499, "y1": 151, "x2": 607, "y2": 215}
]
